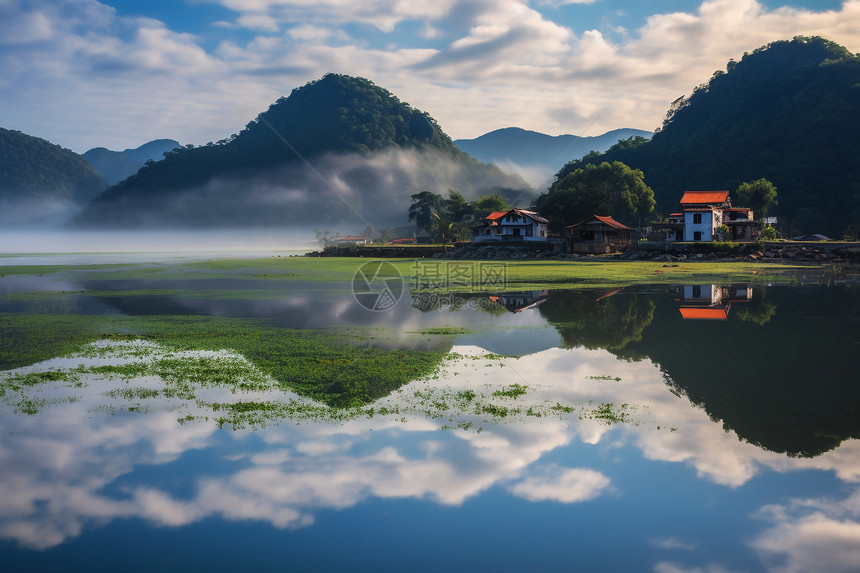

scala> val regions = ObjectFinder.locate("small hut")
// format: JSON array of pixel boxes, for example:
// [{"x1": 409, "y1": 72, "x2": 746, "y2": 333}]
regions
[{"x1": 566, "y1": 215, "x2": 633, "y2": 254}]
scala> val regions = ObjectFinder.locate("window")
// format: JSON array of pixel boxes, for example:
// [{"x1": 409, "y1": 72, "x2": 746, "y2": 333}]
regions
[
  {"x1": 693, "y1": 231, "x2": 702, "y2": 241},
  {"x1": 693, "y1": 213, "x2": 702, "y2": 224}
]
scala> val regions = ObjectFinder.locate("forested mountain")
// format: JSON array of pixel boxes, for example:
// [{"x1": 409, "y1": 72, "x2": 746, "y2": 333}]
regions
[
  {"x1": 544, "y1": 36, "x2": 860, "y2": 238},
  {"x1": 0, "y1": 128, "x2": 107, "y2": 224},
  {"x1": 83, "y1": 139, "x2": 181, "y2": 185},
  {"x1": 455, "y1": 127, "x2": 651, "y2": 184},
  {"x1": 74, "y1": 74, "x2": 529, "y2": 228}
]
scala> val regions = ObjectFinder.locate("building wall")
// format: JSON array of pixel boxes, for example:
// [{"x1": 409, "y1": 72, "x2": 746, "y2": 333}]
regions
[
  {"x1": 472, "y1": 220, "x2": 547, "y2": 242},
  {"x1": 684, "y1": 210, "x2": 719, "y2": 241}
]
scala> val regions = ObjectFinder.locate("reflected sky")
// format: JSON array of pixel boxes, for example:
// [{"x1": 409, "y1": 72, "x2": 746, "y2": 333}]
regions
[
  {"x1": 2, "y1": 337, "x2": 860, "y2": 571},
  {"x1": 1, "y1": 260, "x2": 859, "y2": 571}
]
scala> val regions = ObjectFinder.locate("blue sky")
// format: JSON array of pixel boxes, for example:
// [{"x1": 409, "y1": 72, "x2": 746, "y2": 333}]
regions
[{"x1": 1, "y1": 0, "x2": 858, "y2": 152}]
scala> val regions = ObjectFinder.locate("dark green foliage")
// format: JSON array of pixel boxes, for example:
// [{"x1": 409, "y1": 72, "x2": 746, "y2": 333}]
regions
[
  {"x1": 0, "y1": 313, "x2": 447, "y2": 408},
  {"x1": 538, "y1": 291, "x2": 655, "y2": 355},
  {"x1": 408, "y1": 189, "x2": 515, "y2": 241},
  {"x1": 736, "y1": 178, "x2": 778, "y2": 221},
  {"x1": 536, "y1": 161, "x2": 655, "y2": 232},
  {"x1": 554, "y1": 37, "x2": 860, "y2": 237},
  {"x1": 471, "y1": 193, "x2": 512, "y2": 218},
  {"x1": 408, "y1": 191, "x2": 445, "y2": 236},
  {"x1": 0, "y1": 127, "x2": 106, "y2": 202}
]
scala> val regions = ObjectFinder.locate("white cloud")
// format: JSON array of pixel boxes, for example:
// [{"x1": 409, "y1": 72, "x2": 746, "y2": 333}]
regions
[
  {"x1": 750, "y1": 493, "x2": 860, "y2": 573},
  {"x1": 507, "y1": 464, "x2": 610, "y2": 502},
  {"x1": 3, "y1": 0, "x2": 860, "y2": 152}
]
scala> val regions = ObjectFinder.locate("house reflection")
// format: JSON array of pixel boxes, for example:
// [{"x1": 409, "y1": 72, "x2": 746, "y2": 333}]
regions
[
  {"x1": 672, "y1": 284, "x2": 753, "y2": 320},
  {"x1": 487, "y1": 290, "x2": 549, "y2": 313}
]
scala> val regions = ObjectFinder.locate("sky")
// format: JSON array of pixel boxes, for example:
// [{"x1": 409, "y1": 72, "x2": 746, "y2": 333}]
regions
[{"x1": 0, "y1": 0, "x2": 858, "y2": 153}]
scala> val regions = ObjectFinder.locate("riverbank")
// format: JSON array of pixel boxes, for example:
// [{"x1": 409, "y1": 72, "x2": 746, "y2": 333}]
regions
[{"x1": 308, "y1": 241, "x2": 860, "y2": 263}]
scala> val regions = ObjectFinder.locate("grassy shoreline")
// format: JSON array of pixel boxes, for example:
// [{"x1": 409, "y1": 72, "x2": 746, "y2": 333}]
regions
[{"x1": 0, "y1": 255, "x2": 829, "y2": 292}]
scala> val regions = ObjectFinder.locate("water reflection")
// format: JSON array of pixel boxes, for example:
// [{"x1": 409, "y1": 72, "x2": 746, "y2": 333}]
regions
[
  {"x1": 2, "y1": 336, "x2": 860, "y2": 561},
  {"x1": 2, "y1": 274, "x2": 860, "y2": 568}
]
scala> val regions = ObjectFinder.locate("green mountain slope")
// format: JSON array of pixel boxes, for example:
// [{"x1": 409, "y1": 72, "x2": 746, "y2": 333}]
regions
[
  {"x1": 74, "y1": 74, "x2": 528, "y2": 228},
  {"x1": 542, "y1": 36, "x2": 860, "y2": 237},
  {"x1": 0, "y1": 128, "x2": 107, "y2": 203}
]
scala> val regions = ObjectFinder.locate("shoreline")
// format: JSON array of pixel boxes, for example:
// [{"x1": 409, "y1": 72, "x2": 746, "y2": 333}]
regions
[{"x1": 307, "y1": 240, "x2": 860, "y2": 264}]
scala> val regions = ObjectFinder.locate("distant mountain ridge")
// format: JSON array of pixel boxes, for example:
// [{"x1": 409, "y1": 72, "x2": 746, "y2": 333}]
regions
[
  {"x1": 83, "y1": 139, "x2": 181, "y2": 185},
  {"x1": 0, "y1": 127, "x2": 107, "y2": 225},
  {"x1": 455, "y1": 127, "x2": 652, "y2": 185},
  {"x1": 72, "y1": 74, "x2": 529, "y2": 228}
]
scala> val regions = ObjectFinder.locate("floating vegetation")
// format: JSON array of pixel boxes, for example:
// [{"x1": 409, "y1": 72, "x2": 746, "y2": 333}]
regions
[
  {"x1": 0, "y1": 313, "x2": 450, "y2": 407},
  {"x1": 0, "y1": 340, "x2": 643, "y2": 432},
  {"x1": 585, "y1": 375, "x2": 623, "y2": 382},
  {"x1": 415, "y1": 327, "x2": 475, "y2": 336},
  {"x1": 492, "y1": 384, "x2": 528, "y2": 398}
]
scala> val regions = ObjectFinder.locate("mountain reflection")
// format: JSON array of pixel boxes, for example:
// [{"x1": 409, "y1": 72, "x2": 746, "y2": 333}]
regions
[{"x1": 2, "y1": 339, "x2": 860, "y2": 554}]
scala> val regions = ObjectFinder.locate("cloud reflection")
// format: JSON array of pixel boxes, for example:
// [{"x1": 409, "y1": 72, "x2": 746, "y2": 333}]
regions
[{"x1": 1, "y1": 341, "x2": 859, "y2": 552}]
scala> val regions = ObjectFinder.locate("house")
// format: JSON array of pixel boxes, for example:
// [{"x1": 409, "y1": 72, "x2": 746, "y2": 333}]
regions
[
  {"x1": 487, "y1": 290, "x2": 549, "y2": 313},
  {"x1": 566, "y1": 215, "x2": 633, "y2": 254},
  {"x1": 673, "y1": 284, "x2": 753, "y2": 320},
  {"x1": 658, "y1": 191, "x2": 756, "y2": 242},
  {"x1": 471, "y1": 208, "x2": 549, "y2": 242},
  {"x1": 333, "y1": 235, "x2": 367, "y2": 245}
]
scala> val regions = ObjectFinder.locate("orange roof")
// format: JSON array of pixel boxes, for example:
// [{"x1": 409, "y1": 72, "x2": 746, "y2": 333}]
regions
[
  {"x1": 679, "y1": 191, "x2": 730, "y2": 205},
  {"x1": 566, "y1": 215, "x2": 632, "y2": 230},
  {"x1": 679, "y1": 307, "x2": 728, "y2": 320},
  {"x1": 486, "y1": 211, "x2": 507, "y2": 220}
]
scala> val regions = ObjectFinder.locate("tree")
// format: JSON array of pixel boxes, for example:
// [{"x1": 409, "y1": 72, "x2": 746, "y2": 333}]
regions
[
  {"x1": 736, "y1": 178, "x2": 778, "y2": 221},
  {"x1": 471, "y1": 193, "x2": 512, "y2": 218},
  {"x1": 444, "y1": 190, "x2": 472, "y2": 223},
  {"x1": 408, "y1": 191, "x2": 444, "y2": 237},
  {"x1": 536, "y1": 161, "x2": 655, "y2": 232}
]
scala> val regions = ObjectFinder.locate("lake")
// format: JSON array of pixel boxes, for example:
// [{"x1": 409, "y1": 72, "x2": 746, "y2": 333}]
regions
[{"x1": 1, "y1": 253, "x2": 859, "y2": 572}]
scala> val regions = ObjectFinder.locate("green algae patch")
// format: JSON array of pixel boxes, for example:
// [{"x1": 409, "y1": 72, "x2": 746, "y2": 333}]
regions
[{"x1": 0, "y1": 313, "x2": 449, "y2": 408}]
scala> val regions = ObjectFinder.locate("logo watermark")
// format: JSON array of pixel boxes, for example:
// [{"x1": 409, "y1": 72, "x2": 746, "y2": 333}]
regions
[
  {"x1": 352, "y1": 260, "x2": 509, "y2": 311},
  {"x1": 352, "y1": 261, "x2": 404, "y2": 311}
]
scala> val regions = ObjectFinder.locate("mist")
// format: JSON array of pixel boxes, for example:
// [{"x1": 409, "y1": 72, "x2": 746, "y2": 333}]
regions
[
  {"x1": 72, "y1": 147, "x2": 534, "y2": 231},
  {"x1": 0, "y1": 228, "x2": 318, "y2": 259}
]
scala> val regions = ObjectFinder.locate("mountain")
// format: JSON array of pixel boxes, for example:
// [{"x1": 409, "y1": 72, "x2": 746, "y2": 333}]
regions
[
  {"x1": 73, "y1": 74, "x2": 530, "y2": 228},
  {"x1": 0, "y1": 127, "x2": 107, "y2": 225},
  {"x1": 455, "y1": 127, "x2": 652, "y2": 186},
  {"x1": 83, "y1": 139, "x2": 181, "y2": 185},
  {"x1": 540, "y1": 36, "x2": 860, "y2": 238},
  {"x1": 121, "y1": 139, "x2": 182, "y2": 164}
]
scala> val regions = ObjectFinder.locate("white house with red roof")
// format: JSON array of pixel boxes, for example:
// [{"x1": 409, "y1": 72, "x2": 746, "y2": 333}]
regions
[
  {"x1": 471, "y1": 208, "x2": 549, "y2": 242},
  {"x1": 680, "y1": 190, "x2": 731, "y2": 242},
  {"x1": 660, "y1": 191, "x2": 755, "y2": 242}
]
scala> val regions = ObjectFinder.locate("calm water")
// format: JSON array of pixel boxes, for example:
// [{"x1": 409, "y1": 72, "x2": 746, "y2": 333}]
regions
[{"x1": 1, "y1": 256, "x2": 859, "y2": 572}]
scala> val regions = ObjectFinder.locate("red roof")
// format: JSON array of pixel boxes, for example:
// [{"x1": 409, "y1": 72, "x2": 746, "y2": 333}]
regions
[
  {"x1": 566, "y1": 215, "x2": 632, "y2": 230},
  {"x1": 679, "y1": 307, "x2": 728, "y2": 320},
  {"x1": 670, "y1": 212, "x2": 683, "y2": 217},
  {"x1": 513, "y1": 209, "x2": 549, "y2": 224},
  {"x1": 679, "y1": 191, "x2": 730, "y2": 205},
  {"x1": 484, "y1": 209, "x2": 549, "y2": 224}
]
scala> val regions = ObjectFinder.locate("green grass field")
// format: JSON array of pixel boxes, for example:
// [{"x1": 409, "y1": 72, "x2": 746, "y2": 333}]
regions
[{"x1": 0, "y1": 255, "x2": 820, "y2": 291}]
